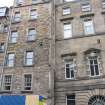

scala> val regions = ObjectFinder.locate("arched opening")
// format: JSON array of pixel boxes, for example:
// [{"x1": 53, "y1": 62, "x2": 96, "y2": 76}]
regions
[{"x1": 88, "y1": 95, "x2": 105, "y2": 105}]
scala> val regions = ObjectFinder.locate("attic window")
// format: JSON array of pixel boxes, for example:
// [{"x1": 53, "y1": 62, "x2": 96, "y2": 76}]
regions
[
  {"x1": 0, "y1": 8, "x2": 6, "y2": 16},
  {"x1": 64, "y1": 0, "x2": 75, "y2": 2},
  {"x1": 102, "y1": 0, "x2": 105, "y2": 9},
  {"x1": 16, "y1": 0, "x2": 24, "y2": 5}
]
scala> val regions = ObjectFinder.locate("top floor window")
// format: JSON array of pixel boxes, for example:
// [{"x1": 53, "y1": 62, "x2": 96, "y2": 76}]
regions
[
  {"x1": 63, "y1": 8, "x2": 71, "y2": 15},
  {"x1": 14, "y1": 12, "x2": 21, "y2": 22},
  {"x1": 102, "y1": 0, "x2": 105, "y2": 9},
  {"x1": 64, "y1": 0, "x2": 75, "y2": 2},
  {"x1": 32, "y1": 0, "x2": 37, "y2": 4},
  {"x1": 81, "y1": 3, "x2": 91, "y2": 12},
  {"x1": 16, "y1": 0, "x2": 24, "y2": 5},
  {"x1": 0, "y1": 7, "x2": 6, "y2": 16}
]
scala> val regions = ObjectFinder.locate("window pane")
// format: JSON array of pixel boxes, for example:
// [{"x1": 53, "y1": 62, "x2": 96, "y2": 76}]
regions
[
  {"x1": 0, "y1": 8, "x2": 6, "y2": 16},
  {"x1": 7, "y1": 53, "x2": 15, "y2": 67},
  {"x1": 28, "y1": 29, "x2": 36, "y2": 41},
  {"x1": 14, "y1": 12, "x2": 21, "y2": 22},
  {"x1": 67, "y1": 100, "x2": 75, "y2": 105},
  {"x1": 4, "y1": 25, "x2": 8, "y2": 32},
  {"x1": 26, "y1": 52, "x2": 33, "y2": 58},
  {"x1": 16, "y1": 0, "x2": 23, "y2": 5},
  {"x1": 66, "y1": 68, "x2": 70, "y2": 78},
  {"x1": 84, "y1": 21, "x2": 94, "y2": 35},
  {"x1": 24, "y1": 74, "x2": 32, "y2": 90},
  {"x1": 10, "y1": 31, "x2": 18, "y2": 43},
  {"x1": 67, "y1": 95, "x2": 75, "y2": 105},
  {"x1": 8, "y1": 60, "x2": 14, "y2": 67},
  {"x1": 32, "y1": 0, "x2": 37, "y2": 4},
  {"x1": 26, "y1": 59, "x2": 33, "y2": 65},
  {"x1": 4, "y1": 75, "x2": 12, "y2": 91},
  {"x1": 64, "y1": 0, "x2": 75, "y2": 2},
  {"x1": 30, "y1": 10, "x2": 37, "y2": 19},
  {"x1": 64, "y1": 24, "x2": 71, "y2": 29},
  {"x1": 0, "y1": 43, "x2": 5, "y2": 52},
  {"x1": 8, "y1": 54, "x2": 15, "y2": 59},
  {"x1": 82, "y1": 4, "x2": 91, "y2": 12},
  {"x1": 90, "y1": 65, "x2": 94, "y2": 76},
  {"x1": 90, "y1": 60, "x2": 94, "y2": 64},
  {"x1": 95, "y1": 65, "x2": 99, "y2": 75},
  {"x1": 71, "y1": 70, "x2": 74, "y2": 78},
  {"x1": 29, "y1": 29, "x2": 36, "y2": 35},
  {"x1": 94, "y1": 59, "x2": 98, "y2": 64},
  {"x1": 25, "y1": 51, "x2": 33, "y2": 66},
  {"x1": 89, "y1": 55, "x2": 100, "y2": 76},
  {"x1": 64, "y1": 24, "x2": 72, "y2": 38},
  {"x1": 65, "y1": 60, "x2": 75, "y2": 79},
  {"x1": 63, "y1": 8, "x2": 70, "y2": 15},
  {"x1": 102, "y1": 1, "x2": 105, "y2": 8}
]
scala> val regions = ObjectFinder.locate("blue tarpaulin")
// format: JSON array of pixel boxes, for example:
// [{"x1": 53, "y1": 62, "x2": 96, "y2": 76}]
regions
[
  {"x1": 0, "y1": 95, "x2": 47, "y2": 105},
  {"x1": 0, "y1": 95, "x2": 25, "y2": 105}
]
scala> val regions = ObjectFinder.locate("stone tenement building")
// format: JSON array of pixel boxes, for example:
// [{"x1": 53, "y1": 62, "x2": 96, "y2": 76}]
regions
[
  {"x1": 0, "y1": 0, "x2": 105, "y2": 105},
  {"x1": 0, "y1": 0, "x2": 54, "y2": 105}
]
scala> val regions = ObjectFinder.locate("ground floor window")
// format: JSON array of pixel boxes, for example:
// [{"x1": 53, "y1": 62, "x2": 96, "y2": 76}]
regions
[{"x1": 66, "y1": 94, "x2": 75, "y2": 105}]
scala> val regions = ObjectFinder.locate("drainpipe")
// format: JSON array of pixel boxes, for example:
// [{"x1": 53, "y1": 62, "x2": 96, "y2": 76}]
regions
[{"x1": 0, "y1": 2, "x2": 15, "y2": 91}]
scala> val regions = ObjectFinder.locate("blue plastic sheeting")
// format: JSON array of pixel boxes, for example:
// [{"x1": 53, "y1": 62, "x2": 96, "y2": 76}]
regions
[{"x1": 0, "y1": 95, "x2": 25, "y2": 105}]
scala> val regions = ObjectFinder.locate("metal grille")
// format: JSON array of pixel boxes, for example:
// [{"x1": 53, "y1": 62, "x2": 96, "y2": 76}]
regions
[{"x1": 88, "y1": 96, "x2": 105, "y2": 105}]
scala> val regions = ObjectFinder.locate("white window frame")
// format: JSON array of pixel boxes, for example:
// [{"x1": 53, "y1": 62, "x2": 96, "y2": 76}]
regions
[
  {"x1": 23, "y1": 73, "x2": 33, "y2": 91},
  {"x1": 6, "y1": 53, "x2": 15, "y2": 67},
  {"x1": 3, "y1": 75, "x2": 12, "y2": 91},
  {"x1": 87, "y1": 55, "x2": 100, "y2": 77},
  {"x1": 84, "y1": 20, "x2": 94, "y2": 35},
  {"x1": 10, "y1": 31, "x2": 18, "y2": 43},
  {"x1": 81, "y1": 3, "x2": 91, "y2": 12},
  {"x1": 63, "y1": 8, "x2": 71, "y2": 15},
  {"x1": 65, "y1": 59, "x2": 76, "y2": 79},
  {"x1": 30, "y1": 9, "x2": 38, "y2": 20},
  {"x1": 24, "y1": 51, "x2": 34, "y2": 66},
  {"x1": 64, "y1": 23, "x2": 72, "y2": 39},
  {"x1": 27, "y1": 28, "x2": 36, "y2": 41}
]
